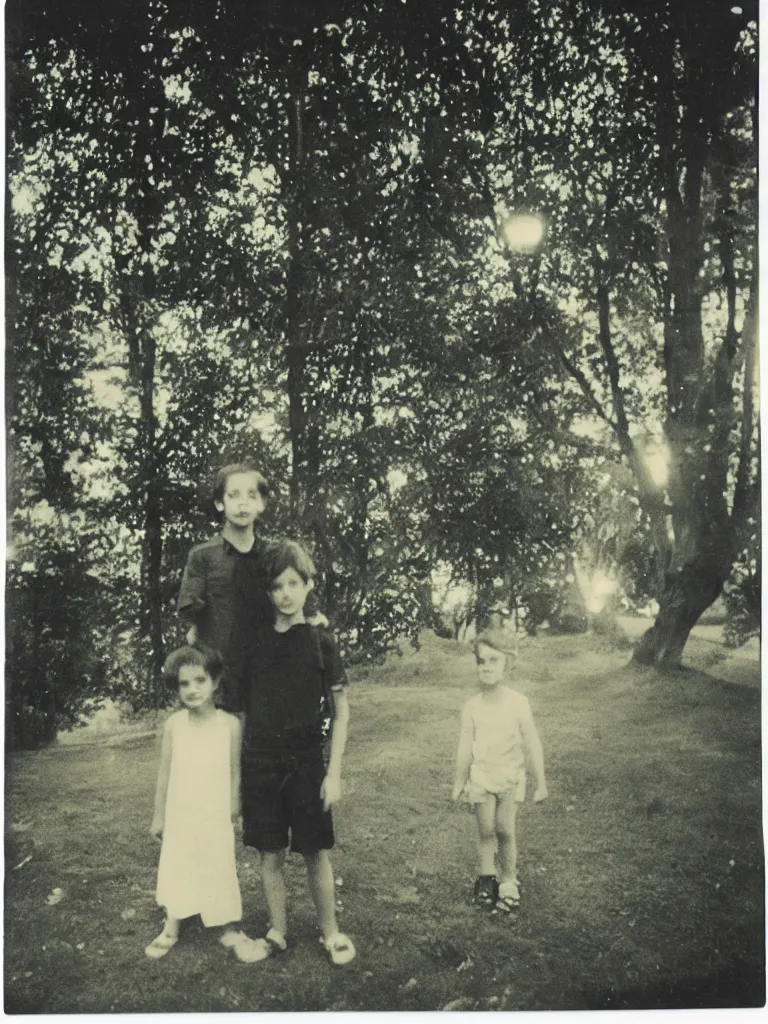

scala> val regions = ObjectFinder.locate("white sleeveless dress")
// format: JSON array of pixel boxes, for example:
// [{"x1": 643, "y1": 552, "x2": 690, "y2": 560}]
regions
[{"x1": 156, "y1": 709, "x2": 242, "y2": 927}]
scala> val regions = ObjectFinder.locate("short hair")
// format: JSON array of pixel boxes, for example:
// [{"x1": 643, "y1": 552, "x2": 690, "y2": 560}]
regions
[
  {"x1": 472, "y1": 630, "x2": 518, "y2": 658},
  {"x1": 162, "y1": 644, "x2": 224, "y2": 689},
  {"x1": 211, "y1": 462, "x2": 269, "y2": 505},
  {"x1": 261, "y1": 538, "x2": 316, "y2": 585}
]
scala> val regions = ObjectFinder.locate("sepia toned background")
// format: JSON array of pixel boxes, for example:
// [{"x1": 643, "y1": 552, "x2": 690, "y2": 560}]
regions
[{"x1": 5, "y1": 0, "x2": 762, "y2": 1012}]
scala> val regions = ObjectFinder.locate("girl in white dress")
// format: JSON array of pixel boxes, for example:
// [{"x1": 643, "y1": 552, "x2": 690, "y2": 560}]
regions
[
  {"x1": 145, "y1": 645, "x2": 261, "y2": 962},
  {"x1": 452, "y1": 632, "x2": 548, "y2": 912}
]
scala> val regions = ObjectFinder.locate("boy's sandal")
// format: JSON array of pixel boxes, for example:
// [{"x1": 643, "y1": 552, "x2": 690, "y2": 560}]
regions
[
  {"x1": 496, "y1": 880, "x2": 521, "y2": 912},
  {"x1": 473, "y1": 875, "x2": 499, "y2": 908},
  {"x1": 321, "y1": 932, "x2": 356, "y2": 966},
  {"x1": 235, "y1": 926, "x2": 287, "y2": 964},
  {"x1": 145, "y1": 931, "x2": 178, "y2": 959},
  {"x1": 220, "y1": 928, "x2": 257, "y2": 952}
]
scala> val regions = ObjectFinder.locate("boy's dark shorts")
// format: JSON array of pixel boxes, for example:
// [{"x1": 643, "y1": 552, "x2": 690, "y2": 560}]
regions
[{"x1": 241, "y1": 740, "x2": 334, "y2": 855}]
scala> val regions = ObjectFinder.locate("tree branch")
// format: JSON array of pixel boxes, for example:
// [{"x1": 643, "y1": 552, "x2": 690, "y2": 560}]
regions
[
  {"x1": 595, "y1": 270, "x2": 632, "y2": 450},
  {"x1": 732, "y1": 278, "x2": 758, "y2": 528},
  {"x1": 548, "y1": 335, "x2": 618, "y2": 434}
]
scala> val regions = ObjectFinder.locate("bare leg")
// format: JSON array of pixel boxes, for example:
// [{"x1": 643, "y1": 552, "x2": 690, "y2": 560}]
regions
[
  {"x1": 260, "y1": 849, "x2": 288, "y2": 939},
  {"x1": 474, "y1": 794, "x2": 498, "y2": 877},
  {"x1": 496, "y1": 793, "x2": 519, "y2": 884},
  {"x1": 304, "y1": 850, "x2": 338, "y2": 941},
  {"x1": 145, "y1": 915, "x2": 180, "y2": 958}
]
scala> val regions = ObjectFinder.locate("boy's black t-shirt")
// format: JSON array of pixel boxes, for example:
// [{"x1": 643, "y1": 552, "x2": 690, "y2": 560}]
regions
[
  {"x1": 178, "y1": 531, "x2": 320, "y2": 713},
  {"x1": 242, "y1": 624, "x2": 346, "y2": 739}
]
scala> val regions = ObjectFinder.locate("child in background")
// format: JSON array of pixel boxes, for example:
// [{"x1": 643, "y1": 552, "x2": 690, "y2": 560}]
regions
[
  {"x1": 452, "y1": 631, "x2": 548, "y2": 912},
  {"x1": 239, "y1": 539, "x2": 355, "y2": 965},
  {"x1": 145, "y1": 645, "x2": 261, "y2": 962}
]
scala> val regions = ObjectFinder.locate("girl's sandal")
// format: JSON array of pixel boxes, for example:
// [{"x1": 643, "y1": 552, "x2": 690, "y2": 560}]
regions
[
  {"x1": 235, "y1": 927, "x2": 287, "y2": 964},
  {"x1": 473, "y1": 875, "x2": 499, "y2": 909},
  {"x1": 145, "y1": 931, "x2": 178, "y2": 959},
  {"x1": 496, "y1": 879, "x2": 521, "y2": 912},
  {"x1": 321, "y1": 932, "x2": 356, "y2": 965}
]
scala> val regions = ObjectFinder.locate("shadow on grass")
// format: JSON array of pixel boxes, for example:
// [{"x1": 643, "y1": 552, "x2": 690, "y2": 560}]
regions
[{"x1": 583, "y1": 957, "x2": 766, "y2": 1010}]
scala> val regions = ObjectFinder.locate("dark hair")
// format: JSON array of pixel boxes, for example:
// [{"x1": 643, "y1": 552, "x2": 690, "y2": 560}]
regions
[
  {"x1": 162, "y1": 644, "x2": 224, "y2": 689},
  {"x1": 211, "y1": 462, "x2": 269, "y2": 505},
  {"x1": 472, "y1": 630, "x2": 518, "y2": 658},
  {"x1": 262, "y1": 538, "x2": 316, "y2": 585}
]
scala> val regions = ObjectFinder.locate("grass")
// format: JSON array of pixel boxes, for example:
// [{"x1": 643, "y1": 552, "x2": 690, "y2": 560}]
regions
[{"x1": 4, "y1": 631, "x2": 764, "y2": 1012}]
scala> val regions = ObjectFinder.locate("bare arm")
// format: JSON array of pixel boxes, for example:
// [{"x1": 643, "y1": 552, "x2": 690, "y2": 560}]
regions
[
  {"x1": 321, "y1": 689, "x2": 350, "y2": 810},
  {"x1": 520, "y1": 699, "x2": 548, "y2": 801},
  {"x1": 150, "y1": 718, "x2": 174, "y2": 840},
  {"x1": 452, "y1": 703, "x2": 473, "y2": 799},
  {"x1": 229, "y1": 714, "x2": 243, "y2": 820}
]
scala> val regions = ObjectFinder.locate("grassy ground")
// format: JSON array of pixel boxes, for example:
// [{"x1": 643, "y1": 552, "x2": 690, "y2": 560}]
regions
[{"x1": 5, "y1": 631, "x2": 764, "y2": 1012}]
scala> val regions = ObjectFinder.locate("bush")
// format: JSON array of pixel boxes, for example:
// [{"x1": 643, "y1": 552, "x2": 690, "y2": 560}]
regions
[
  {"x1": 722, "y1": 561, "x2": 760, "y2": 648},
  {"x1": 6, "y1": 547, "x2": 109, "y2": 749}
]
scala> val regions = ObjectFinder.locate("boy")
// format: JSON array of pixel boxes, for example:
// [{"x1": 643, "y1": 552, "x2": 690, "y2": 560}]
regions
[
  {"x1": 452, "y1": 631, "x2": 547, "y2": 912},
  {"x1": 177, "y1": 462, "x2": 319, "y2": 712},
  {"x1": 239, "y1": 539, "x2": 355, "y2": 965}
]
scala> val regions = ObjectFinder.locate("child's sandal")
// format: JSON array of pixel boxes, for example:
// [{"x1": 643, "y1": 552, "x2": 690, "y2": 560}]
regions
[
  {"x1": 145, "y1": 931, "x2": 178, "y2": 959},
  {"x1": 235, "y1": 926, "x2": 287, "y2": 964},
  {"x1": 321, "y1": 932, "x2": 356, "y2": 965},
  {"x1": 220, "y1": 929, "x2": 257, "y2": 956},
  {"x1": 473, "y1": 874, "x2": 499, "y2": 908},
  {"x1": 496, "y1": 879, "x2": 520, "y2": 912}
]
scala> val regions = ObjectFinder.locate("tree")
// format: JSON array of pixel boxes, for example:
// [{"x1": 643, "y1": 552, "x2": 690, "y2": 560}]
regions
[
  {"x1": 8, "y1": 0, "x2": 758, "y2": 732},
  {"x1": 414, "y1": 0, "x2": 758, "y2": 665}
]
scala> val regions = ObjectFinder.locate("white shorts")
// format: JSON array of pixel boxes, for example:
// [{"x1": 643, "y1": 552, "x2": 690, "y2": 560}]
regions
[{"x1": 462, "y1": 764, "x2": 526, "y2": 805}]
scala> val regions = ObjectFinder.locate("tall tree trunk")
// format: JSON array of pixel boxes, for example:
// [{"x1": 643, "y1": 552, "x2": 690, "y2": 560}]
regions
[
  {"x1": 119, "y1": 35, "x2": 168, "y2": 680},
  {"x1": 633, "y1": 561, "x2": 727, "y2": 667},
  {"x1": 284, "y1": 61, "x2": 311, "y2": 517},
  {"x1": 130, "y1": 318, "x2": 165, "y2": 679},
  {"x1": 632, "y1": 39, "x2": 746, "y2": 668}
]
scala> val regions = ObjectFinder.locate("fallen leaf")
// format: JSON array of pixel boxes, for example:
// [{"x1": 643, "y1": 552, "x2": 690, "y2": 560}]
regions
[
  {"x1": 394, "y1": 885, "x2": 421, "y2": 905},
  {"x1": 442, "y1": 998, "x2": 476, "y2": 1011},
  {"x1": 402, "y1": 978, "x2": 418, "y2": 991},
  {"x1": 45, "y1": 888, "x2": 63, "y2": 906},
  {"x1": 121, "y1": 908, "x2": 137, "y2": 921}
]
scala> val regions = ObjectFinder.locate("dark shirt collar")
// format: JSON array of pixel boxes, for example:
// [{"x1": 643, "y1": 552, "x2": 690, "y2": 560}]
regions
[{"x1": 221, "y1": 533, "x2": 261, "y2": 557}]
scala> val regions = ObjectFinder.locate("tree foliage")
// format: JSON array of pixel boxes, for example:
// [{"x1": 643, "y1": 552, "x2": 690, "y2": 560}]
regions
[{"x1": 6, "y1": 0, "x2": 758, "y2": 743}]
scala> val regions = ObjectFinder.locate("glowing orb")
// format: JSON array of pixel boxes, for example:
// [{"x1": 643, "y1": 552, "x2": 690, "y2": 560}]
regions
[{"x1": 501, "y1": 213, "x2": 545, "y2": 250}]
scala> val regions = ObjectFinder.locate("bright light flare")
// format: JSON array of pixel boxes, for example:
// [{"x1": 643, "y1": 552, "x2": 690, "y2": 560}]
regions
[
  {"x1": 645, "y1": 445, "x2": 670, "y2": 488},
  {"x1": 584, "y1": 570, "x2": 618, "y2": 615},
  {"x1": 501, "y1": 213, "x2": 545, "y2": 250}
]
